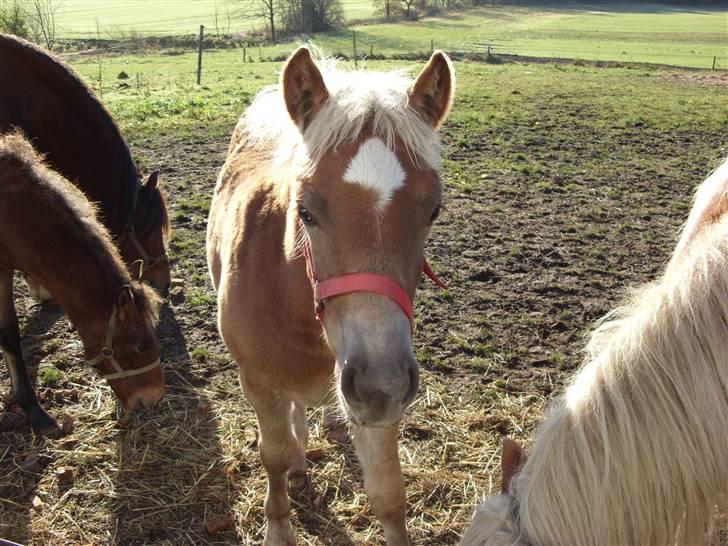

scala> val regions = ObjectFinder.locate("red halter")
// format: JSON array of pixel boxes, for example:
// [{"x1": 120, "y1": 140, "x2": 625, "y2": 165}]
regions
[{"x1": 302, "y1": 235, "x2": 447, "y2": 332}]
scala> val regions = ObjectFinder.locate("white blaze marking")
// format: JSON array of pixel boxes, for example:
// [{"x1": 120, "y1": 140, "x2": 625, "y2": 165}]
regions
[{"x1": 343, "y1": 138, "x2": 405, "y2": 211}]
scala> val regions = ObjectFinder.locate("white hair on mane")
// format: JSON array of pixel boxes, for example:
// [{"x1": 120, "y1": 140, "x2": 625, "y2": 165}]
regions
[
  {"x1": 462, "y1": 159, "x2": 728, "y2": 546},
  {"x1": 240, "y1": 56, "x2": 442, "y2": 173}
]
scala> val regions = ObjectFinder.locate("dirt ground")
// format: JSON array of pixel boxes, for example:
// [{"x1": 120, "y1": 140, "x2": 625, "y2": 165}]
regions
[{"x1": 1, "y1": 63, "x2": 727, "y2": 544}]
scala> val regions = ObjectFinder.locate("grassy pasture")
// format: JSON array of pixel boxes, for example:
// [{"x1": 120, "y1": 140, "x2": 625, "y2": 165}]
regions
[
  {"x1": 2, "y1": 45, "x2": 728, "y2": 544},
  {"x1": 55, "y1": 0, "x2": 376, "y2": 38},
  {"x1": 56, "y1": 2, "x2": 728, "y2": 68}
]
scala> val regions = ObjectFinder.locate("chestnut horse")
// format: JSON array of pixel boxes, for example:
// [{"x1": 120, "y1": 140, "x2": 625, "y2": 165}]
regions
[
  {"x1": 207, "y1": 48, "x2": 454, "y2": 544},
  {"x1": 0, "y1": 133, "x2": 164, "y2": 438},
  {"x1": 461, "y1": 158, "x2": 728, "y2": 546},
  {"x1": 0, "y1": 34, "x2": 171, "y2": 292}
]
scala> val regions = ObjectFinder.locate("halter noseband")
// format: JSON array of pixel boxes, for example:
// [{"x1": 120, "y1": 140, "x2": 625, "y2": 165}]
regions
[
  {"x1": 85, "y1": 304, "x2": 160, "y2": 381},
  {"x1": 116, "y1": 182, "x2": 168, "y2": 271},
  {"x1": 302, "y1": 230, "x2": 447, "y2": 332}
]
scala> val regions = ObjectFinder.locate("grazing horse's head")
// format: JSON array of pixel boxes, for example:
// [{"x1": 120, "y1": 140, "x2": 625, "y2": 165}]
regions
[
  {"x1": 279, "y1": 48, "x2": 454, "y2": 426},
  {"x1": 119, "y1": 171, "x2": 172, "y2": 294},
  {"x1": 85, "y1": 283, "x2": 164, "y2": 410}
]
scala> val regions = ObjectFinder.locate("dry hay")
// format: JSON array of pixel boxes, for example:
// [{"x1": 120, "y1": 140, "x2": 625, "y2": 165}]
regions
[{"x1": 0, "y1": 284, "x2": 546, "y2": 545}]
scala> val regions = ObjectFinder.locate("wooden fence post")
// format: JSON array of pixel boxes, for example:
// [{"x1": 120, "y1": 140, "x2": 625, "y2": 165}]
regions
[
  {"x1": 243, "y1": 45, "x2": 247, "y2": 63},
  {"x1": 197, "y1": 25, "x2": 204, "y2": 85},
  {"x1": 713, "y1": 56, "x2": 717, "y2": 70},
  {"x1": 353, "y1": 30, "x2": 358, "y2": 69},
  {"x1": 430, "y1": 38, "x2": 434, "y2": 55}
]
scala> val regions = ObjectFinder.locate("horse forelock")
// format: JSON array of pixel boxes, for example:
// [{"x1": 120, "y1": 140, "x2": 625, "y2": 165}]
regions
[{"x1": 241, "y1": 58, "x2": 442, "y2": 176}]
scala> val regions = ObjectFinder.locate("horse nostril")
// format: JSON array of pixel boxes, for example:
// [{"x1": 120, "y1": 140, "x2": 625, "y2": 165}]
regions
[
  {"x1": 341, "y1": 365, "x2": 362, "y2": 405},
  {"x1": 403, "y1": 361, "x2": 419, "y2": 405}
]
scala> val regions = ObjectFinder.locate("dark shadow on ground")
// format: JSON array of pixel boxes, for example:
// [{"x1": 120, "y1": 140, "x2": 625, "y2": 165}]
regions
[
  {"x1": 0, "y1": 292, "x2": 65, "y2": 544},
  {"x1": 110, "y1": 303, "x2": 239, "y2": 544}
]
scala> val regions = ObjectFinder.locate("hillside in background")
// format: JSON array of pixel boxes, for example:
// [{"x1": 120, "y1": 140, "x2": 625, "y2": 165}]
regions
[{"x1": 53, "y1": 2, "x2": 727, "y2": 69}]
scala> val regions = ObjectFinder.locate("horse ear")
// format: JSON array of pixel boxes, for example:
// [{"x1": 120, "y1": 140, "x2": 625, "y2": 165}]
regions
[
  {"x1": 282, "y1": 47, "x2": 329, "y2": 131},
  {"x1": 144, "y1": 170, "x2": 160, "y2": 190},
  {"x1": 500, "y1": 437, "x2": 523, "y2": 494},
  {"x1": 116, "y1": 285, "x2": 136, "y2": 321},
  {"x1": 129, "y1": 260, "x2": 144, "y2": 281},
  {"x1": 408, "y1": 51, "x2": 454, "y2": 129}
]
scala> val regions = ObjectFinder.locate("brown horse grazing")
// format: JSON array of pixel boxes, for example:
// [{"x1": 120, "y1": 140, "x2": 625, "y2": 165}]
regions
[
  {"x1": 0, "y1": 34, "x2": 171, "y2": 293},
  {"x1": 0, "y1": 133, "x2": 164, "y2": 437},
  {"x1": 207, "y1": 48, "x2": 454, "y2": 544}
]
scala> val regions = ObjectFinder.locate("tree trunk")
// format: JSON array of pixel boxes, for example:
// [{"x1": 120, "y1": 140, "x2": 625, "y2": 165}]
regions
[{"x1": 269, "y1": 1, "x2": 276, "y2": 41}]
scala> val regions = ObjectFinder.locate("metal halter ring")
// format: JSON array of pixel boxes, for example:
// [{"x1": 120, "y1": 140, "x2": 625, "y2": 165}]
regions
[{"x1": 85, "y1": 303, "x2": 160, "y2": 381}]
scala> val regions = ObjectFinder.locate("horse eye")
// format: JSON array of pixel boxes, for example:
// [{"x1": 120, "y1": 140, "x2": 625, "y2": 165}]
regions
[
  {"x1": 429, "y1": 205, "x2": 441, "y2": 224},
  {"x1": 298, "y1": 204, "x2": 314, "y2": 225}
]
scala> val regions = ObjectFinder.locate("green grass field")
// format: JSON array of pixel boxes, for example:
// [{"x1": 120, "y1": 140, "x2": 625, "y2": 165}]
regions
[
  {"x1": 4, "y1": 47, "x2": 728, "y2": 544},
  {"x1": 55, "y1": 0, "x2": 376, "y2": 38},
  {"x1": 56, "y1": 2, "x2": 727, "y2": 68}
]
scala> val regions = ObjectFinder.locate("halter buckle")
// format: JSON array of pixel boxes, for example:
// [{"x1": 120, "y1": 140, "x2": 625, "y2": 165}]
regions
[
  {"x1": 123, "y1": 224, "x2": 135, "y2": 234},
  {"x1": 102, "y1": 347, "x2": 114, "y2": 359}
]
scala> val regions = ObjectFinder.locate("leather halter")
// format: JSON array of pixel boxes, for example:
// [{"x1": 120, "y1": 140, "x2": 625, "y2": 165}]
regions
[
  {"x1": 302, "y1": 232, "x2": 447, "y2": 332},
  {"x1": 86, "y1": 304, "x2": 160, "y2": 381},
  {"x1": 116, "y1": 182, "x2": 168, "y2": 271}
]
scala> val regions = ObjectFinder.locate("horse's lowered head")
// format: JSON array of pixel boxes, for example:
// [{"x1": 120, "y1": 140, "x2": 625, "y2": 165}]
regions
[
  {"x1": 279, "y1": 48, "x2": 454, "y2": 427},
  {"x1": 118, "y1": 171, "x2": 172, "y2": 294},
  {"x1": 83, "y1": 282, "x2": 164, "y2": 410}
]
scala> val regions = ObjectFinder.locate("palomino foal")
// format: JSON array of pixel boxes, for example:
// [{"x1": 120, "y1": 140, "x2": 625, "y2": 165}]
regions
[
  {"x1": 0, "y1": 133, "x2": 164, "y2": 437},
  {"x1": 207, "y1": 48, "x2": 454, "y2": 544}
]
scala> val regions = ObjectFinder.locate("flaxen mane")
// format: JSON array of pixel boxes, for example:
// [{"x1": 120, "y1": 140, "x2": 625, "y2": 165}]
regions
[
  {"x1": 464, "y1": 204, "x2": 728, "y2": 545},
  {"x1": 0, "y1": 132, "x2": 159, "y2": 319},
  {"x1": 239, "y1": 56, "x2": 443, "y2": 172}
]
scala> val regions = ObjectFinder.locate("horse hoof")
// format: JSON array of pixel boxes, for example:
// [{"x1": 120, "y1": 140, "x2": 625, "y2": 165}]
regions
[
  {"x1": 324, "y1": 425, "x2": 349, "y2": 444},
  {"x1": 30, "y1": 413, "x2": 63, "y2": 439},
  {"x1": 263, "y1": 522, "x2": 296, "y2": 546}
]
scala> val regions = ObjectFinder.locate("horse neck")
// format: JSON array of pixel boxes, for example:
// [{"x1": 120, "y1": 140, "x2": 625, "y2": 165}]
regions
[
  {"x1": 5, "y1": 46, "x2": 138, "y2": 233},
  {"x1": 517, "y1": 225, "x2": 728, "y2": 545},
  {"x1": 6, "y1": 190, "x2": 127, "y2": 348}
]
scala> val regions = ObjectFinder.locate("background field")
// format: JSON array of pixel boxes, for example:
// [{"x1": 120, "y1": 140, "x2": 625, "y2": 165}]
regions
[
  {"x1": 55, "y1": 2, "x2": 728, "y2": 68},
  {"x1": 55, "y1": 0, "x2": 376, "y2": 37},
  {"x1": 2, "y1": 3, "x2": 728, "y2": 544},
  {"x1": 2, "y1": 45, "x2": 727, "y2": 543}
]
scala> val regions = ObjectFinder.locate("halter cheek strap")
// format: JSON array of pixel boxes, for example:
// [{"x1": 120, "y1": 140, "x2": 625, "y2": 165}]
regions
[
  {"x1": 302, "y1": 231, "x2": 447, "y2": 332},
  {"x1": 116, "y1": 182, "x2": 168, "y2": 270},
  {"x1": 85, "y1": 305, "x2": 160, "y2": 381}
]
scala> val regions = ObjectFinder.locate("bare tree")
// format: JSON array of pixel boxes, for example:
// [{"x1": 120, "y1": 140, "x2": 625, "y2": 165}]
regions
[
  {"x1": 372, "y1": 0, "x2": 399, "y2": 19},
  {"x1": 400, "y1": 0, "x2": 416, "y2": 18},
  {"x1": 27, "y1": 0, "x2": 61, "y2": 50},
  {"x1": 213, "y1": 0, "x2": 234, "y2": 38},
  {"x1": 241, "y1": 0, "x2": 276, "y2": 41}
]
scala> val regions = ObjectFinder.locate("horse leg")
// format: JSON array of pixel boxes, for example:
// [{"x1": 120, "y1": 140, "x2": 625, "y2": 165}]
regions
[
  {"x1": 0, "y1": 270, "x2": 61, "y2": 437},
  {"x1": 289, "y1": 401, "x2": 308, "y2": 491},
  {"x1": 23, "y1": 273, "x2": 53, "y2": 302},
  {"x1": 244, "y1": 381, "x2": 298, "y2": 546},
  {"x1": 352, "y1": 425, "x2": 408, "y2": 545}
]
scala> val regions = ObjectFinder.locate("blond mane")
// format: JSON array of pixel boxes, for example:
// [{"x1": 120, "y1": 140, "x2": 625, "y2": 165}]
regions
[
  {"x1": 464, "y1": 176, "x2": 728, "y2": 545},
  {"x1": 240, "y1": 56, "x2": 442, "y2": 174}
]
